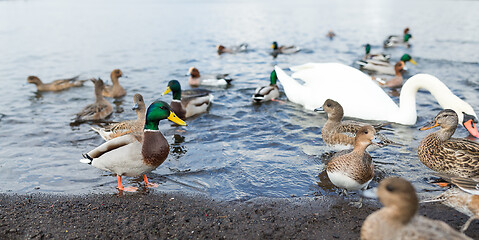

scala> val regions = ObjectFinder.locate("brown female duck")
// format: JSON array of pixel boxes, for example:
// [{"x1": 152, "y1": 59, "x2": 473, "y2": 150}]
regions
[
  {"x1": 361, "y1": 177, "x2": 472, "y2": 240},
  {"x1": 27, "y1": 75, "x2": 86, "y2": 91},
  {"x1": 102, "y1": 69, "x2": 126, "y2": 98},
  {"x1": 75, "y1": 79, "x2": 113, "y2": 122},
  {"x1": 418, "y1": 109, "x2": 479, "y2": 178},
  {"x1": 326, "y1": 125, "x2": 383, "y2": 207},
  {"x1": 91, "y1": 93, "x2": 146, "y2": 140},
  {"x1": 315, "y1": 99, "x2": 396, "y2": 147}
]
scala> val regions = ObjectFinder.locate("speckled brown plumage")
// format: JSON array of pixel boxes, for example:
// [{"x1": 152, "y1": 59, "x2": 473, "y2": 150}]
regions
[
  {"x1": 418, "y1": 109, "x2": 479, "y2": 178},
  {"x1": 319, "y1": 99, "x2": 394, "y2": 146},
  {"x1": 76, "y1": 79, "x2": 113, "y2": 121}
]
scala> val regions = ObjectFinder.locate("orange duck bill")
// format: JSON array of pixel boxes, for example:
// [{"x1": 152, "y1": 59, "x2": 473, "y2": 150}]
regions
[{"x1": 462, "y1": 113, "x2": 479, "y2": 138}]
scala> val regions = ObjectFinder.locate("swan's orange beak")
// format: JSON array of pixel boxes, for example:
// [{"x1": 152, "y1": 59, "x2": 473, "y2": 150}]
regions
[
  {"x1": 463, "y1": 119, "x2": 479, "y2": 138},
  {"x1": 419, "y1": 121, "x2": 439, "y2": 131}
]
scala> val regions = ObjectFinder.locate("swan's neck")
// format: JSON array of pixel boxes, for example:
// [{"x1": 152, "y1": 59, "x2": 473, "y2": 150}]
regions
[{"x1": 398, "y1": 74, "x2": 460, "y2": 124}]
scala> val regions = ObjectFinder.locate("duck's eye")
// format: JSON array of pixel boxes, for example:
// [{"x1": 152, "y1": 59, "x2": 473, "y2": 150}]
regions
[
  {"x1": 386, "y1": 185, "x2": 395, "y2": 192},
  {"x1": 364, "y1": 130, "x2": 368, "y2": 134},
  {"x1": 327, "y1": 104, "x2": 331, "y2": 107}
]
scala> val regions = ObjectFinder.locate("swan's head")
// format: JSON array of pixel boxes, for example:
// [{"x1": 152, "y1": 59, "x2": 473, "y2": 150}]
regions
[
  {"x1": 314, "y1": 99, "x2": 344, "y2": 121},
  {"x1": 462, "y1": 112, "x2": 479, "y2": 138},
  {"x1": 400, "y1": 54, "x2": 416, "y2": 65}
]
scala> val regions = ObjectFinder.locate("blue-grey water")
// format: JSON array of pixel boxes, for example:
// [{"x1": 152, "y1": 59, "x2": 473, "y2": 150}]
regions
[{"x1": 1, "y1": 0, "x2": 478, "y2": 201}]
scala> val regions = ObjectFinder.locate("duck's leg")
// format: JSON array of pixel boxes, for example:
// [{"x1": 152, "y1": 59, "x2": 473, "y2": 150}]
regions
[
  {"x1": 143, "y1": 174, "x2": 159, "y2": 188},
  {"x1": 117, "y1": 175, "x2": 137, "y2": 192},
  {"x1": 460, "y1": 216, "x2": 478, "y2": 233}
]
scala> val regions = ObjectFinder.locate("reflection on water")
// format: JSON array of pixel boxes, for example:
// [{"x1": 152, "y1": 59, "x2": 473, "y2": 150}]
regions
[{"x1": 0, "y1": 0, "x2": 478, "y2": 201}]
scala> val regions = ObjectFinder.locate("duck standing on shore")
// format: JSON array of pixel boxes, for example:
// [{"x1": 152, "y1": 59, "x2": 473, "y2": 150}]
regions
[
  {"x1": 326, "y1": 125, "x2": 383, "y2": 208},
  {"x1": 27, "y1": 75, "x2": 87, "y2": 92},
  {"x1": 162, "y1": 80, "x2": 213, "y2": 119},
  {"x1": 81, "y1": 100, "x2": 186, "y2": 192},
  {"x1": 361, "y1": 177, "x2": 472, "y2": 240},
  {"x1": 91, "y1": 93, "x2": 146, "y2": 141},
  {"x1": 75, "y1": 78, "x2": 113, "y2": 122},
  {"x1": 102, "y1": 69, "x2": 126, "y2": 98}
]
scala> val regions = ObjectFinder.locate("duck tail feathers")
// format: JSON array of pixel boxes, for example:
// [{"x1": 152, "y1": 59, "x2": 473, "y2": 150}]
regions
[{"x1": 80, "y1": 153, "x2": 93, "y2": 164}]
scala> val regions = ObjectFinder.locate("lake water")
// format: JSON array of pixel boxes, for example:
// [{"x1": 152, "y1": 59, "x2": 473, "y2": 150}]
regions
[{"x1": 1, "y1": 0, "x2": 478, "y2": 201}]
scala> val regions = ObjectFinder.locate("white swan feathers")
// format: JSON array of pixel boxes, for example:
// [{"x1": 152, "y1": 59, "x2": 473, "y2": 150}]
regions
[{"x1": 274, "y1": 63, "x2": 477, "y2": 125}]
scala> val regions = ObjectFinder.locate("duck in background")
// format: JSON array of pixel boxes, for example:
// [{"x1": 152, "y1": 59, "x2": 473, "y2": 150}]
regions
[
  {"x1": 91, "y1": 93, "x2": 146, "y2": 141},
  {"x1": 361, "y1": 177, "x2": 472, "y2": 240},
  {"x1": 27, "y1": 75, "x2": 87, "y2": 92},
  {"x1": 216, "y1": 43, "x2": 248, "y2": 54},
  {"x1": 162, "y1": 80, "x2": 213, "y2": 119},
  {"x1": 252, "y1": 70, "x2": 280, "y2": 103},
  {"x1": 326, "y1": 125, "x2": 383, "y2": 208},
  {"x1": 274, "y1": 63, "x2": 479, "y2": 138},
  {"x1": 102, "y1": 69, "x2": 126, "y2": 98},
  {"x1": 326, "y1": 30, "x2": 336, "y2": 40},
  {"x1": 372, "y1": 62, "x2": 405, "y2": 88},
  {"x1": 315, "y1": 99, "x2": 398, "y2": 148},
  {"x1": 80, "y1": 100, "x2": 186, "y2": 192},
  {"x1": 271, "y1": 41, "x2": 301, "y2": 58},
  {"x1": 187, "y1": 67, "x2": 233, "y2": 87},
  {"x1": 421, "y1": 176, "x2": 479, "y2": 233},
  {"x1": 363, "y1": 43, "x2": 390, "y2": 62},
  {"x1": 383, "y1": 27, "x2": 412, "y2": 48},
  {"x1": 75, "y1": 78, "x2": 113, "y2": 122},
  {"x1": 418, "y1": 109, "x2": 479, "y2": 177},
  {"x1": 357, "y1": 54, "x2": 416, "y2": 75}
]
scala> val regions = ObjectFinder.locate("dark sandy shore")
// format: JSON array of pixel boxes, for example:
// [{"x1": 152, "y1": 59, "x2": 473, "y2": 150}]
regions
[{"x1": 0, "y1": 192, "x2": 477, "y2": 240}]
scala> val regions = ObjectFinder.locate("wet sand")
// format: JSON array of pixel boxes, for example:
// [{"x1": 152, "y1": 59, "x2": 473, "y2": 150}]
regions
[{"x1": 0, "y1": 193, "x2": 477, "y2": 239}]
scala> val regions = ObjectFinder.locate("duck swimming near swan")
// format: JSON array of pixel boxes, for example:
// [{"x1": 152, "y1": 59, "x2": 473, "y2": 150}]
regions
[
  {"x1": 188, "y1": 67, "x2": 233, "y2": 87},
  {"x1": 252, "y1": 70, "x2": 280, "y2": 103},
  {"x1": 162, "y1": 80, "x2": 213, "y2": 119},
  {"x1": 274, "y1": 63, "x2": 479, "y2": 137},
  {"x1": 363, "y1": 43, "x2": 390, "y2": 62},
  {"x1": 357, "y1": 54, "x2": 416, "y2": 75},
  {"x1": 27, "y1": 75, "x2": 87, "y2": 92}
]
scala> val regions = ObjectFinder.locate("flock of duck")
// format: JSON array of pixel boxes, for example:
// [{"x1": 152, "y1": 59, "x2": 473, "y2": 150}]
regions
[{"x1": 26, "y1": 28, "x2": 479, "y2": 239}]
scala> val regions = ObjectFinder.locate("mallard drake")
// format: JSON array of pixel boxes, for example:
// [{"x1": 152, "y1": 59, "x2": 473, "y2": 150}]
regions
[
  {"x1": 357, "y1": 54, "x2": 416, "y2": 75},
  {"x1": 80, "y1": 100, "x2": 186, "y2": 192},
  {"x1": 91, "y1": 93, "x2": 146, "y2": 141},
  {"x1": 361, "y1": 177, "x2": 472, "y2": 240},
  {"x1": 27, "y1": 75, "x2": 87, "y2": 92},
  {"x1": 383, "y1": 27, "x2": 412, "y2": 48},
  {"x1": 102, "y1": 69, "x2": 126, "y2": 98},
  {"x1": 326, "y1": 125, "x2": 383, "y2": 208},
  {"x1": 271, "y1": 41, "x2": 300, "y2": 57},
  {"x1": 252, "y1": 70, "x2": 280, "y2": 103},
  {"x1": 162, "y1": 80, "x2": 213, "y2": 119},
  {"x1": 418, "y1": 109, "x2": 479, "y2": 178},
  {"x1": 315, "y1": 99, "x2": 397, "y2": 148},
  {"x1": 363, "y1": 43, "x2": 391, "y2": 62},
  {"x1": 273, "y1": 64, "x2": 479, "y2": 138},
  {"x1": 216, "y1": 43, "x2": 248, "y2": 54},
  {"x1": 187, "y1": 67, "x2": 233, "y2": 87},
  {"x1": 374, "y1": 62, "x2": 405, "y2": 88},
  {"x1": 75, "y1": 79, "x2": 113, "y2": 122},
  {"x1": 422, "y1": 176, "x2": 479, "y2": 233}
]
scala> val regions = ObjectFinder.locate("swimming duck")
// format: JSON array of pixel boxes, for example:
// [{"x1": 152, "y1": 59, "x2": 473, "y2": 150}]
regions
[
  {"x1": 383, "y1": 27, "x2": 412, "y2": 48},
  {"x1": 326, "y1": 30, "x2": 336, "y2": 40},
  {"x1": 162, "y1": 80, "x2": 213, "y2": 119},
  {"x1": 363, "y1": 44, "x2": 390, "y2": 62},
  {"x1": 357, "y1": 54, "x2": 416, "y2": 75},
  {"x1": 326, "y1": 125, "x2": 383, "y2": 208},
  {"x1": 418, "y1": 109, "x2": 479, "y2": 178},
  {"x1": 422, "y1": 178, "x2": 479, "y2": 233},
  {"x1": 361, "y1": 177, "x2": 472, "y2": 240},
  {"x1": 27, "y1": 75, "x2": 87, "y2": 92},
  {"x1": 216, "y1": 43, "x2": 248, "y2": 54},
  {"x1": 374, "y1": 62, "x2": 405, "y2": 88},
  {"x1": 75, "y1": 78, "x2": 113, "y2": 122},
  {"x1": 187, "y1": 67, "x2": 233, "y2": 87},
  {"x1": 315, "y1": 99, "x2": 397, "y2": 148},
  {"x1": 80, "y1": 100, "x2": 186, "y2": 192},
  {"x1": 273, "y1": 63, "x2": 479, "y2": 137},
  {"x1": 271, "y1": 41, "x2": 300, "y2": 57},
  {"x1": 252, "y1": 70, "x2": 280, "y2": 103},
  {"x1": 91, "y1": 93, "x2": 146, "y2": 141},
  {"x1": 102, "y1": 69, "x2": 126, "y2": 98}
]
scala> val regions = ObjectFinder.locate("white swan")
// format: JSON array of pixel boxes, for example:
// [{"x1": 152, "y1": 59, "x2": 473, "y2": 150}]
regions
[{"x1": 274, "y1": 63, "x2": 479, "y2": 137}]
